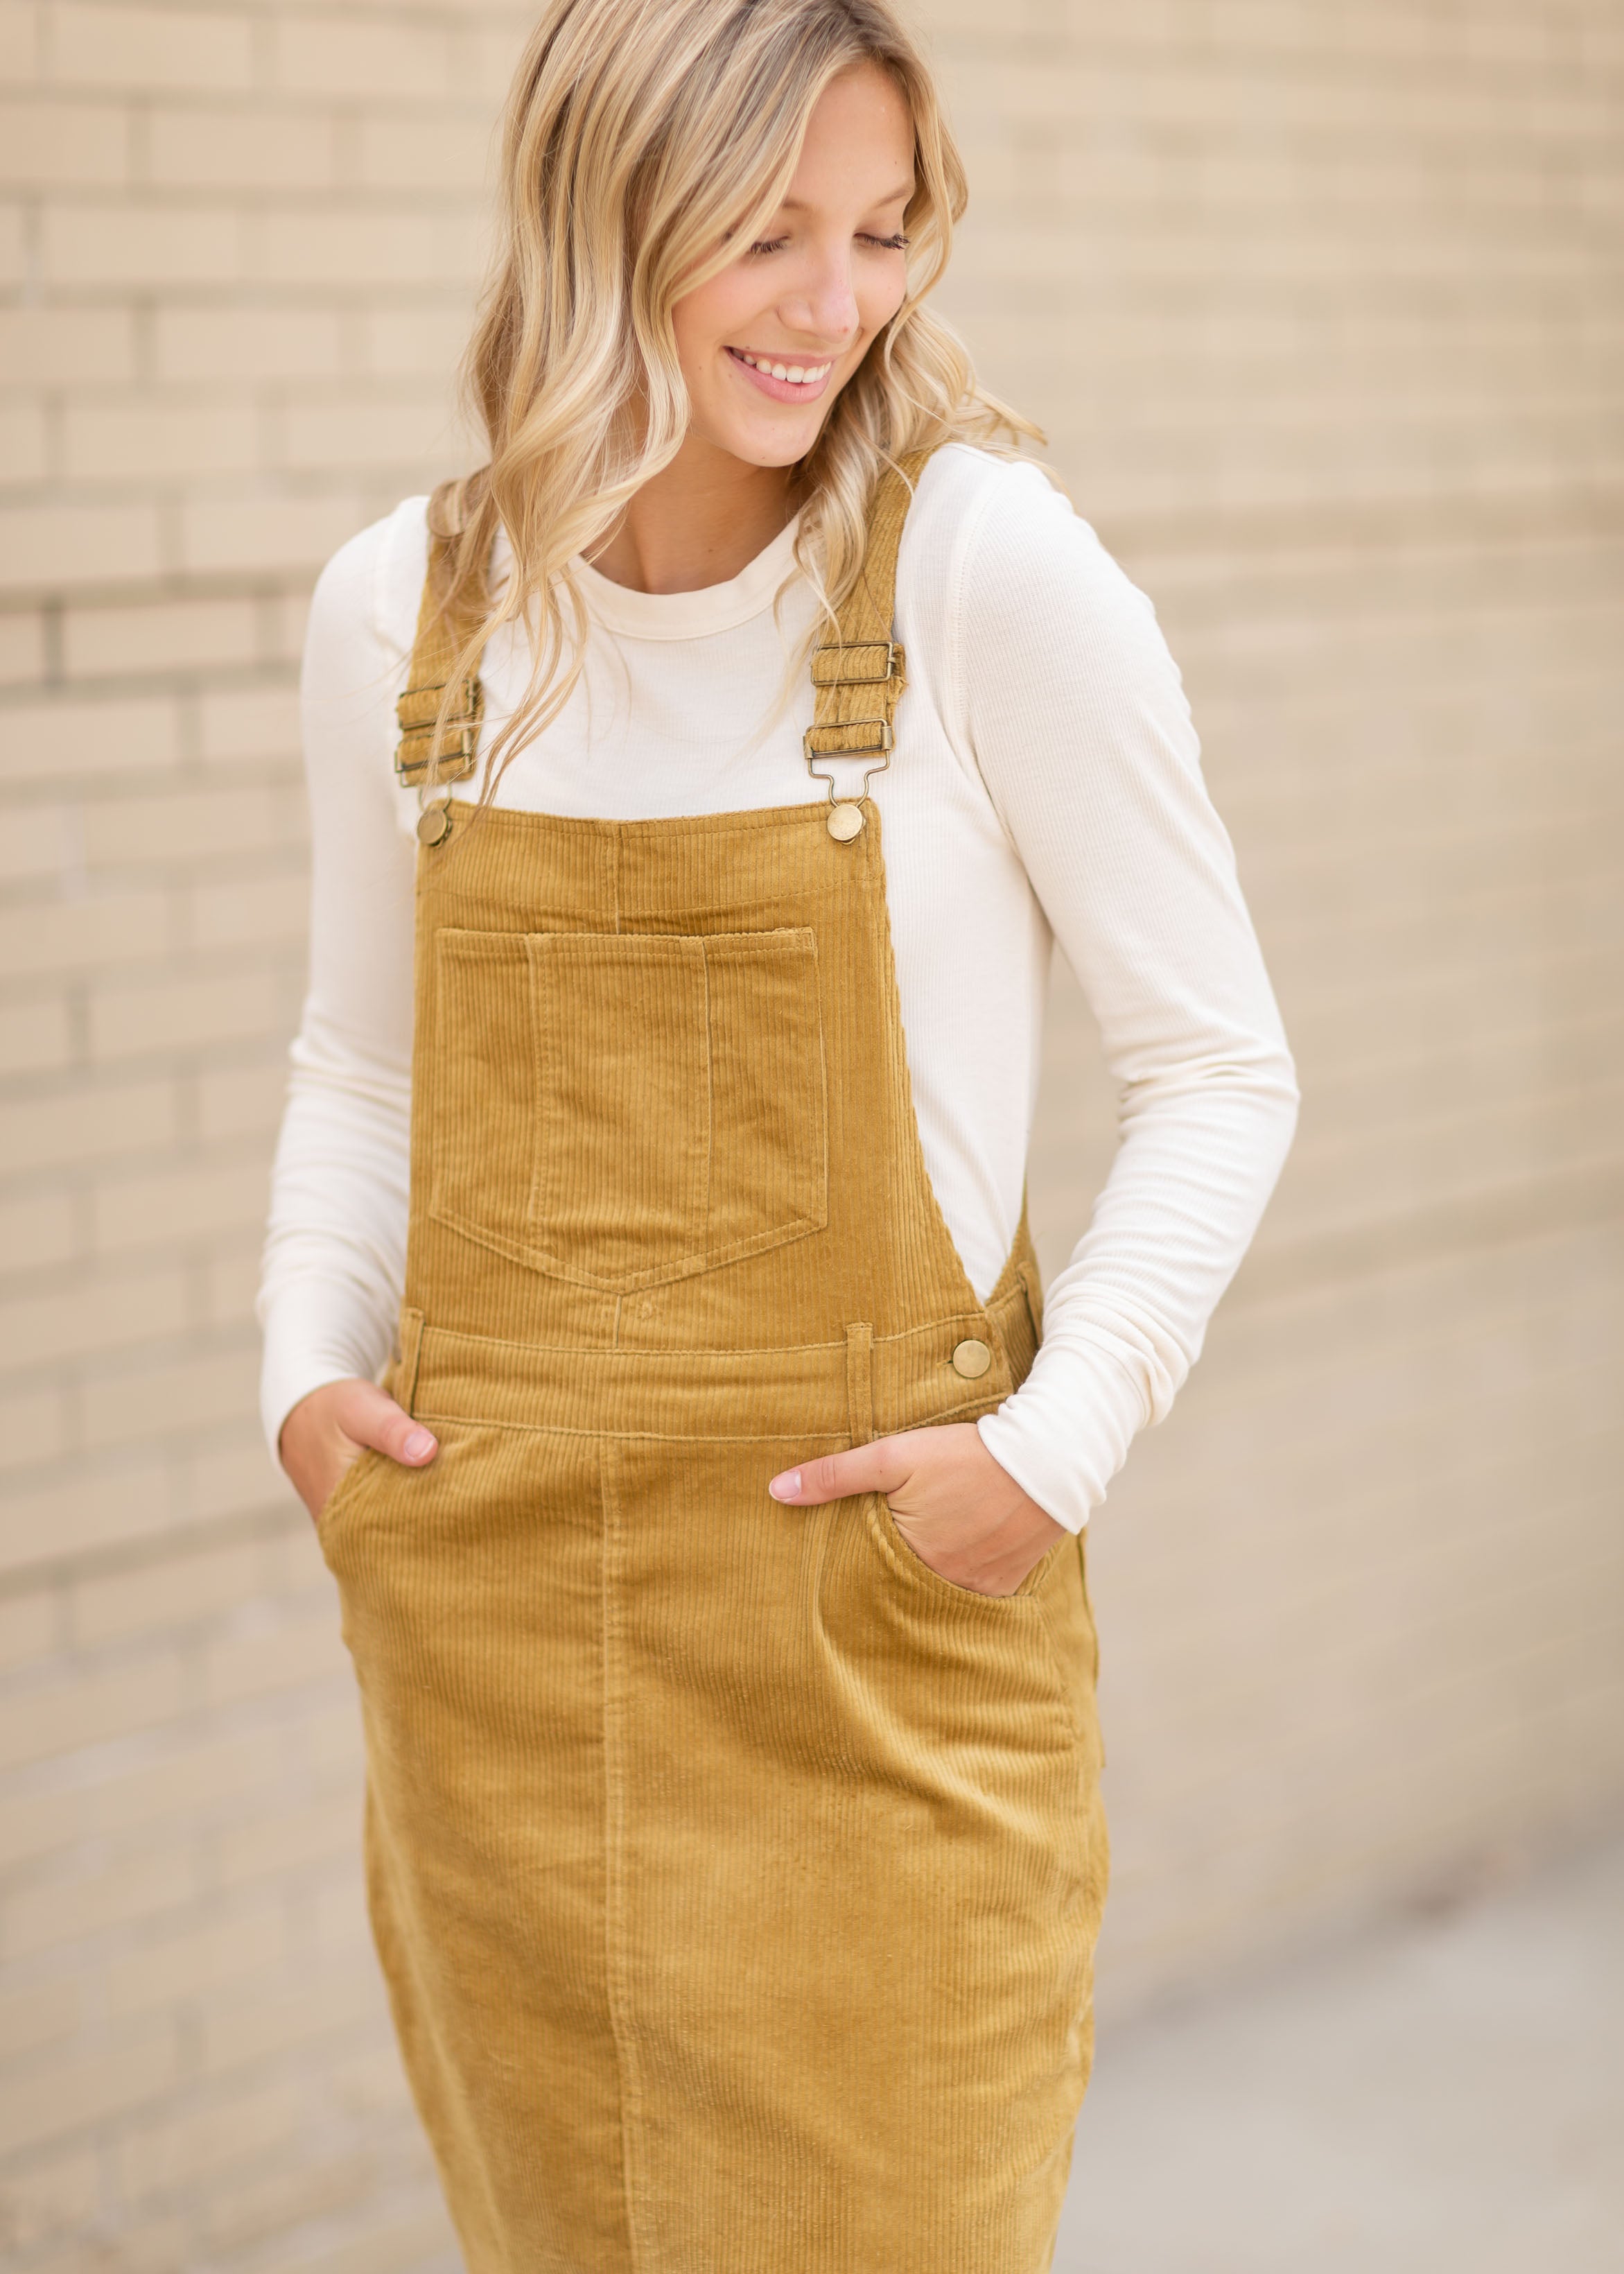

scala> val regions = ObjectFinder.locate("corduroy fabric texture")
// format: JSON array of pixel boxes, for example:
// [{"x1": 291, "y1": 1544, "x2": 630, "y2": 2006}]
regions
[{"x1": 319, "y1": 455, "x2": 1110, "y2": 2273}]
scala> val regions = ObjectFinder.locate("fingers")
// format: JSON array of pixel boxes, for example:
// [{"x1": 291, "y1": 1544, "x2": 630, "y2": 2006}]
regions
[
  {"x1": 769, "y1": 1439, "x2": 911, "y2": 1505},
  {"x1": 339, "y1": 1378, "x2": 437, "y2": 1467}
]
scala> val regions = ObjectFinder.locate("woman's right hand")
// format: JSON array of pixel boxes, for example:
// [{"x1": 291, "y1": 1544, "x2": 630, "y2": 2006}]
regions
[{"x1": 279, "y1": 1378, "x2": 439, "y2": 1522}]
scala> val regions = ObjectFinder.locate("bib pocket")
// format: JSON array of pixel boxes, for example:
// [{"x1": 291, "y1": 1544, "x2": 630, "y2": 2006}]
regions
[{"x1": 427, "y1": 926, "x2": 828, "y2": 1292}]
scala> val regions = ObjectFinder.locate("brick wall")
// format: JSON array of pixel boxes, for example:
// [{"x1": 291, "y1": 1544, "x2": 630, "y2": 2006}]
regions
[{"x1": 1, "y1": 1, "x2": 1620, "y2": 2265}]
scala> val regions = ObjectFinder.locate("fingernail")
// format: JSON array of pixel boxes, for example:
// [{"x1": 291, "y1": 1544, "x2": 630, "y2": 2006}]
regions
[
  {"x1": 769, "y1": 1470, "x2": 801, "y2": 1501},
  {"x1": 403, "y1": 1427, "x2": 436, "y2": 1462}
]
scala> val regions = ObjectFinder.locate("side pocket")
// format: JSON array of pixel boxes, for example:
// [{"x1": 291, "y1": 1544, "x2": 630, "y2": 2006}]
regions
[{"x1": 315, "y1": 1446, "x2": 380, "y2": 1568}]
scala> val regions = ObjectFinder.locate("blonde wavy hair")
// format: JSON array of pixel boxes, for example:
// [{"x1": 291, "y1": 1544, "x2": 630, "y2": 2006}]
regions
[{"x1": 428, "y1": 0, "x2": 1038, "y2": 802}]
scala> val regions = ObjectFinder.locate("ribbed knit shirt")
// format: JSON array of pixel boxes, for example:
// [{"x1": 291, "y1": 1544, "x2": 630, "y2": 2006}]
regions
[{"x1": 259, "y1": 444, "x2": 1298, "y2": 1532}]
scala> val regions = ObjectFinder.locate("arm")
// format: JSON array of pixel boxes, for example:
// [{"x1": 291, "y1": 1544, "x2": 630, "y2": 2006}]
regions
[
  {"x1": 257, "y1": 507, "x2": 442, "y2": 1514},
  {"x1": 774, "y1": 463, "x2": 1298, "y2": 1583}
]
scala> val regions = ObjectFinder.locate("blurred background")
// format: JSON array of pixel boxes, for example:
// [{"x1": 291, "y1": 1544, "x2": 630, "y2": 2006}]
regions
[{"x1": 1, "y1": 1, "x2": 1621, "y2": 2267}]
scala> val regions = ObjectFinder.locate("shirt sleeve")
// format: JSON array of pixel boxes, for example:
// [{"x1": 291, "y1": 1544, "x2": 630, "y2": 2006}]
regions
[
  {"x1": 959, "y1": 465, "x2": 1300, "y2": 1530},
  {"x1": 255, "y1": 505, "x2": 426, "y2": 1455}
]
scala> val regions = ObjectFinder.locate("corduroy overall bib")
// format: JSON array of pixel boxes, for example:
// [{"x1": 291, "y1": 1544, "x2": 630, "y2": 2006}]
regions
[{"x1": 317, "y1": 455, "x2": 1109, "y2": 2273}]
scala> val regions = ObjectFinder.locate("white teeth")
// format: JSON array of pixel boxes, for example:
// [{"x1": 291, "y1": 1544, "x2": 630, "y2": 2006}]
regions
[{"x1": 735, "y1": 351, "x2": 830, "y2": 385}]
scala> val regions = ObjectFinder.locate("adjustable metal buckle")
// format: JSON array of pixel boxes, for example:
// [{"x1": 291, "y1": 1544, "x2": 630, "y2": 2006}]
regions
[
  {"x1": 803, "y1": 719, "x2": 893, "y2": 840},
  {"x1": 394, "y1": 676, "x2": 482, "y2": 788},
  {"x1": 809, "y1": 640, "x2": 896, "y2": 688}
]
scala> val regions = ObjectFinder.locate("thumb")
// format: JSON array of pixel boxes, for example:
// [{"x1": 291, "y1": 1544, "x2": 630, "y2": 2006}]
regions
[
  {"x1": 343, "y1": 1380, "x2": 438, "y2": 1468},
  {"x1": 769, "y1": 1439, "x2": 911, "y2": 1506}
]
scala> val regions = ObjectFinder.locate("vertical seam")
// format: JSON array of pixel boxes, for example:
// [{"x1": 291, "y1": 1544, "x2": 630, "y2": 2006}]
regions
[
  {"x1": 599, "y1": 1443, "x2": 648, "y2": 2271},
  {"x1": 844, "y1": 1321, "x2": 874, "y2": 1446}
]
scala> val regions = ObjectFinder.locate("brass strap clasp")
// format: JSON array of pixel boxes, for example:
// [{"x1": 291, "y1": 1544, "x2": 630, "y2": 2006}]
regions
[{"x1": 394, "y1": 675, "x2": 483, "y2": 787}]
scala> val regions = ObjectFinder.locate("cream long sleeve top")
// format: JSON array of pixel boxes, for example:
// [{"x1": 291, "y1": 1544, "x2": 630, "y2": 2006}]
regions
[{"x1": 258, "y1": 443, "x2": 1298, "y2": 1533}]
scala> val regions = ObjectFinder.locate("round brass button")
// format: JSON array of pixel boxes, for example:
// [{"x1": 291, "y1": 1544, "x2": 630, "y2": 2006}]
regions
[
  {"x1": 827, "y1": 801, "x2": 864, "y2": 842},
  {"x1": 951, "y1": 1337, "x2": 992, "y2": 1380},
  {"x1": 417, "y1": 801, "x2": 453, "y2": 847}
]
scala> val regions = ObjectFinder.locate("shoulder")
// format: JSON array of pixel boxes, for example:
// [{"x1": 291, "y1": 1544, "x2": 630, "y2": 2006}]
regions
[
  {"x1": 901, "y1": 444, "x2": 1185, "y2": 729},
  {"x1": 908, "y1": 444, "x2": 1162, "y2": 646},
  {"x1": 304, "y1": 495, "x2": 431, "y2": 677}
]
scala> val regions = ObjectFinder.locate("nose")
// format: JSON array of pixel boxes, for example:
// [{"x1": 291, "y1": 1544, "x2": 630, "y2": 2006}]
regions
[{"x1": 780, "y1": 243, "x2": 860, "y2": 351}]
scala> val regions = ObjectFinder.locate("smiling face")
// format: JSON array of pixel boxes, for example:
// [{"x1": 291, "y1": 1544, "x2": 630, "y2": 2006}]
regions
[{"x1": 671, "y1": 60, "x2": 916, "y2": 471}]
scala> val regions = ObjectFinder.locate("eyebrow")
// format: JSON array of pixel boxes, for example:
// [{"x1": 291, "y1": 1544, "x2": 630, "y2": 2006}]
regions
[{"x1": 776, "y1": 182, "x2": 915, "y2": 212}]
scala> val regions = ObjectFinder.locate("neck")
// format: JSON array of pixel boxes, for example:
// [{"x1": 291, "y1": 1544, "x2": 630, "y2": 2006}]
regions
[{"x1": 586, "y1": 436, "x2": 798, "y2": 595}]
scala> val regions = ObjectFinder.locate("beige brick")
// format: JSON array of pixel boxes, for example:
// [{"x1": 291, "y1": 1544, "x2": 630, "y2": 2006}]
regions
[
  {"x1": 0, "y1": 610, "x2": 45, "y2": 687},
  {"x1": 285, "y1": 2199, "x2": 458, "y2": 2274},
  {"x1": 0, "y1": 95, "x2": 129, "y2": 185},
  {"x1": 356, "y1": 109, "x2": 495, "y2": 194},
  {"x1": 0, "y1": 399, "x2": 48, "y2": 483},
  {"x1": 203, "y1": 1597, "x2": 343, "y2": 1714},
  {"x1": 0, "y1": 1977, "x2": 82, "y2": 2059},
  {"x1": 84, "y1": 781, "x2": 302, "y2": 871},
  {"x1": 0, "y1": 2140, "x2": 98, "y2": 2249},
  {"x1": 94, "y1": 1154, "x2": 273, "y2": 1254},
  {"x1": 202, "y1": 2148, "x2": 381, "y2": 2258},
  {"x1": 328, "y1": 2040, "x2": 414, "y2": 2121},
  {"x1": 217, "y1": 1788, "x2": 356, "y2": 1889},
  {"x1": 302, "y1": 1678, "x2": 364, "y2": 1768},
  {"x1": 49, "y1": 1, "x2": 254, "y2": 94},
  {"x1": 40, "y1": 197, "x2": 241, "y2": 288},
  {"x1": 179, "y1": 490, "x2": 367, "y2": 579},
  {"x1": 0, "y1": 1579, "x2": 58, "y2": 1663},
  {"x1": 201, "y1": 1956, "x2": 381, "y2": 2076},
  {"x1": 62, "y1": 595, "x2": 260, "y2": 681},
  {"x1": 0, "y1": 993, "x2": 71, "y2": 1076},
  {"x1": 197, "y1": 683, "x2": 300, "y2": 766},
  {"x1": 152, "y1": 302, "x2": 347, "y2": 385},
  {"x1": 358, "y1": 300, "x2": 469, "y2": 383},
  {"x1": 188, "y1": 1433, "x2": 299, "y2": 1525},
  {"x1": 62, "y1": 399, "x2": 260, "y2": 485},
  {"x1": 91, "y1": 1724, "x2": 285, "y2": 1837},
  {"x1": 0, "y1": 691, "x2": 179, "y2": 780},
  {"x1": 0, "y1": 1786, "x2": 80, "y2": 1872},
  {"x1": 0, "y1": 198, "x2": 23, "y2": 287},
  {"x1": 107, "y1": 1897, "x2": 283, "y2": 2017},
  {"x1": 0, "y1": 1073, "x2": 174, "y2": 1174},
  {"x1": 147, "y1": 101, "x2": 336, "y2": 191},
  {"x1": 272, "y1": 14, "x2": 457, "y2": 102},
  {"x1": 189, "y1": 873, "x2": 308, "y2": 955},
  {"x1": 0, "y1": 1446, "x2": 180, "y2": 1574},
  {"x1": 279, "y1": 392, "x2": 455, "y2": 475},
  {"x1": 257, "y1": 204, "x2": 480, "y2": 290},
  {"x1": 89, "y1": 961, "x2": 290, "y2": 1058},
  {"x1": 0, "y1": 804, "x2": 73, "y2": 886},
  {"x1": 0, "y1": 1273, "x2": 190, "y2": 1394},
  {"x1": 116, "y1": 2076, "x2": 302, "y2": 2201},
  {"x1": 0, "y1": 1385, "x2": 72, "y2": 1475},
  {"x1": 0, "y1": 1191, "x2": 78, "y2": 1280},
  {"x1": 0, "y1": 1641, "x2": 184, "y2": 1774},
  {"x1": 200, "y1": 1238, "x2": 264, "y2": 1335},
  {"x1": 0, "y1": 2022, "x2": 178, "y2": 2155},
  {"x1": 194, "y1": 1057, "x2": 292, "y2": 1142},
  {"x1": 80, "y1": 1349, "x2": 258, "y2": 1461},
  {"x1": 0, "y1": 304, "x2": 137, "y2": 390},
  {"x1": 0, "y1": 502, "x2": 161, "y2": 596},
  {"x1": 0, "y1": 0, "x2": 40, "y2": 84},
  {"x1": 69, "y1": 1527, "x2": 261, "y2": 1640}
]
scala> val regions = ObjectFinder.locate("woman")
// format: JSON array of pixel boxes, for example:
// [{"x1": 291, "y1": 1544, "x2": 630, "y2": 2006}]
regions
[{"x1": 260, "y1": 0, "x2": 1298, "y2": 2264}]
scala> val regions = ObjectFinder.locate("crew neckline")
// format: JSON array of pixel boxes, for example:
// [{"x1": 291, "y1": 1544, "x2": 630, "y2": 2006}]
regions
[{"x1": 568, "y1": 512, "x2": 806, "y2": 641}]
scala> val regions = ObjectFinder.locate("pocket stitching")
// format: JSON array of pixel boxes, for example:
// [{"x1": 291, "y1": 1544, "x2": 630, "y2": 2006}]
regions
[{"x1": 428, "y1": 924, "x2": 829, "y2": 1294}]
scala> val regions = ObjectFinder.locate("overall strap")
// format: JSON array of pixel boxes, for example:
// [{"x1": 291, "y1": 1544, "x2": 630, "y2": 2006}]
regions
[
  {"x1": 394, "y1": 517, "x2": 487, "y2": 795},
  {"x1": 804, "y1": 447, "x2": 932, "y2": 836}
]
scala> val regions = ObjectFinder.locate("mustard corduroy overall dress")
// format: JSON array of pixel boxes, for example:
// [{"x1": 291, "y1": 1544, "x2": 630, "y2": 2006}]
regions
[{"x1": 317, "y1": 453, "x2": 1109, "y2": 2273}]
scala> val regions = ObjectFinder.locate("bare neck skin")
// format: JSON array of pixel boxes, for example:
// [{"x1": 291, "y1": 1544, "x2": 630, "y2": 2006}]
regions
[{"x1": 587, "y1": 436, "x2": 799, "y2": 596}]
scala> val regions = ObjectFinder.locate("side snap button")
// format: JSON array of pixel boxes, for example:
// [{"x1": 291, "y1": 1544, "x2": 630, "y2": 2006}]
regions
[{"x1": 951, "y1": 1337, "x2": 992, "y2": 1380}]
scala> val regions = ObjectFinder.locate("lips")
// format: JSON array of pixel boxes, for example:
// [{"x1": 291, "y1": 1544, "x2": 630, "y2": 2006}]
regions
[{"x1": 725, "y1": 345, "x2": 837, "y2": 403}]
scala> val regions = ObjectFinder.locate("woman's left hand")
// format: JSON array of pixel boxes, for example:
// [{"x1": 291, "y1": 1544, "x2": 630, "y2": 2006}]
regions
[{"x1": 769, "y1": 1424, "x2": 1067, "y2": 1598}]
